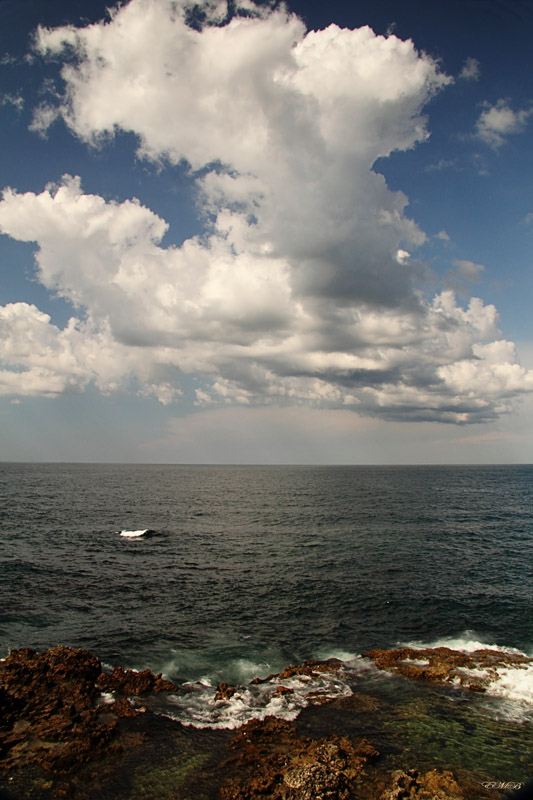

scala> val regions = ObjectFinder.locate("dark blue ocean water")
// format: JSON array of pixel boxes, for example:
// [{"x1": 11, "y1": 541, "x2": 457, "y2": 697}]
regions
[{"x1": 1, "y1": 463, "x2": 532, "y2": 685}]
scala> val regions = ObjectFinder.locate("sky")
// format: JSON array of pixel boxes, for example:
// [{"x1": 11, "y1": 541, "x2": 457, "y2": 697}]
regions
[{"x1": 0, "y1": 0, "x2": 533, "y2": 464}]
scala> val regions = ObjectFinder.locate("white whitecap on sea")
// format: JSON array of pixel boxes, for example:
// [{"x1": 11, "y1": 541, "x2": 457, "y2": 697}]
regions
[{"x1": 163, "y1": 668, "x2": 355, "y2": 730}]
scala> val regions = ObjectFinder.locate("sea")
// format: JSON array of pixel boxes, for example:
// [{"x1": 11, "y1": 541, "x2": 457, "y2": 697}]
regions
[{"x1": 1, "y1": 462, "x2": 533, "y2": 744}]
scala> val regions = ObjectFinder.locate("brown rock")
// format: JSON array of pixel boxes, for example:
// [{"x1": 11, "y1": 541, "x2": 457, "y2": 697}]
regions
[
  {"x1": 215, "y1": 682, "x2": 237, "y2": 701},
  {"x1": 332, "y1": 691, "x2": 384, "y2": 714},
  {"x1": 364, "y1": 646, "x2": 532, "y2": 692},
  {"x1": 97, "y1": 665, "x2": 179, "y2": 696},
  {"x1": 275, "y1": 685, "x2": 294, "y2": 697},
  {"x1": 220, "y1": 714, "x2": 379, "y2": 799},
  {"x1": 108, "y1": 697, "x2": 140, "y2": 718},
  {"x1": 251, "y1": 658, "x2": 343, "y2": 685},
  {"x1": 380, "y1": 768, "x2": 464, "y2": 799},
  {"x1": 153, "y1": 673, "x2": 179, "y2": 692},
  {"x1": 0, "y1": 646, "x2": 116, "y2": 775}
]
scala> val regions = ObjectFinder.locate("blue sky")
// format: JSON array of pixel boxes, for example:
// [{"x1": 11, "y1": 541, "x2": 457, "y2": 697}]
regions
[{"x1": 1, "y1": 0, "x2": 532, "y2": 463}]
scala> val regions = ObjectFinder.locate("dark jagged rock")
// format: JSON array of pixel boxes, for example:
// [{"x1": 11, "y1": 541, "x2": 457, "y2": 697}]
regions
[
  {"x1": 220, "y1": 715, "x2": 379, "y2": 799},
  {"x1": 0, "y1": 646, "x2": 218, "y2": 799},
  {"x1": 0, "y1": 646, "x2": 117, "y2": 775},
  {"x1": 364, "y1": 646, "x2": 532, "y2": 692},
  {"x1": 214, "y1": 682, "x2": 237, "y2": 701},
  {"x1": 251, "y1": 658, "x2": 343, "y2": 685},
  {"x1": 97, "y1": 665, "x2": 179, "y2": 696},
  {"x1": 108, "y1": 697, "x2": 141, "y2": 718},
  {"x1": 274, "y1": 685, "x2": 294, "y2": 698}
]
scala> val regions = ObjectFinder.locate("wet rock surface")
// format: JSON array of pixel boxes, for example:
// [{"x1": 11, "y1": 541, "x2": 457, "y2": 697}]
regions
[
  {"x1": 0, "y1": 645, "x2": 529, "y2": 799},
  {"x1": 379, "y1": 768, "x2": 465, "y2": 799},
  {"x1": 365, "y1": 646, "x2": 533, "y2": 692},
  {"x1": 0, "y1": 646, "x2": 117, "y2": 775},
  {"x1": 251, "y1": 658, "x2": 343, "y2": 685},
  {"x1": 97, "y1": 664, "x2": 179, "y2": 695},
  {"x1": 220, "y1": 716, "x2": 379, "y2": 799},
  {"x1": 214, "y1": 682, "x2": 237, "y2": 701},
  {"x1": 0, "y1": 646, "x2": 199, "y2": 799}
]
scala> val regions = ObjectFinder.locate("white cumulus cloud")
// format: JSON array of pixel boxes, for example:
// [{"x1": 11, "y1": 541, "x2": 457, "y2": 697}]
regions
[
  {"x1": 476, "y1": 99, "x2": 533, "y2": 148},
  {"x1": 0, "y1": 0, "x2": 532, "y2": 424}
]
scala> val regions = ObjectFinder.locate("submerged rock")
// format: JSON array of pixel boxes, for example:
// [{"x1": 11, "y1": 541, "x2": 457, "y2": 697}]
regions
[
  {"x1": 380, "y1": 768, "x2": 464, "y2": 799},
  {"x1": 220, "y1": 715, "x2": 379, "y2": 799}
]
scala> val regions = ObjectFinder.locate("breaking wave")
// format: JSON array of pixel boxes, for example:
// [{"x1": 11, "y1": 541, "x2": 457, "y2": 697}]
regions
[
  {"x1": 119, "y1": 529, "x2": 154, "y2": 538},
  {"x1": 162, "y1": 664, "x2": 360, "y2": 729},
  {"x1": 402, "y1": 632, "x2": 533, "y2": 721}
]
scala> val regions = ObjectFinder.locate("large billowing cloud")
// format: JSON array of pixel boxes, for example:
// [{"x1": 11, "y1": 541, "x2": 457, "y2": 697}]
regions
[{"x1": 1, "y1": 0, "x2": 532, "y2": 423}]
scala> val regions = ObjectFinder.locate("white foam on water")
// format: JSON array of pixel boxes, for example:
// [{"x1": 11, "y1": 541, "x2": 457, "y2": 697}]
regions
[
  {"x1": 400, "y1": 633, "x2": 533, "y2": 720},
  {"x1": 486, "y1": 666, "x2": 533, "y2": 704},
  {"x1": 97, "y1": 691, "x2": 115, "y2": 705},
  {"x1": 119, "y1": 529, "x2": 149, "y2": 538},
  {"x1": 164, "y1": 667, "x2": 354, "y2": 730},
  {"x1": 452, "y1": 667, "x2": 490, "y2": 680},
  {"x1": 479, "y1": 665, "x2": 533, "y2": 721},
  {"x1": 228, "y1": 658, "x2": 275, "y2": 685},
  {"x1": 401, "y1": 659, "x2": 431, "y2": 668},
  {"x1": 401, "y1": 632, "x2": 529, "y2": 657},
  {"x1": 314, "y1": 648, "x2": 360, "y2": 664},
  {"x1": 460, "y1": 672, "x2": 533, "y2": 723}
]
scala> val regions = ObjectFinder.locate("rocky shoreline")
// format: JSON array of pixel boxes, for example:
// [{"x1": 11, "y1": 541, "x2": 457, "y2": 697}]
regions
[{"x1": 1, "y1": 645, "x2": 531, "y2": 799}]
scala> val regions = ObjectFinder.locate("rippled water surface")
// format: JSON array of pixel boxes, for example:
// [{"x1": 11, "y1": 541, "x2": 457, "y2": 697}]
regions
[{"x1": 1, "y1": 463, "x2": 532, "y2": 684}]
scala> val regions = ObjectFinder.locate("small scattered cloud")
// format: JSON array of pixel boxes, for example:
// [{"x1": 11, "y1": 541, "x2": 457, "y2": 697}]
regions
[
  {"x1": 194, "y1": 388, "x2": 214, "y2": 406},
  {"x1": 29, "y1": 103, "x2": 62, "y2": 135},
  {"x1": 0, "y1": 94, "x2": 24, "y2": 112},
  {"x1": 0, "y1": 53, "x2": 16, "y2": 66},
  {"x1": 475, "y1": 99, "x2": 533, "y2": 148},
  {"x1": 523, "y1": 212, "x2": 533, "y2": 226},
  {"x1": 425, "y1": 158, "x2": 457, "y2": 173},
  {"x1": 396, "y1": 249, "x2": 410, "y2": 263},
  {"x1": 436, "y1": 230, "x2": 450, "y2": 242},
  {"x1": 137, "y1": 382, "x2": 183, "y2": 405},
  {"x1": 453, "y1": 259, "x2": 485, "y2": 282},
  {"x1": 443, "y1": 260, "x2": 485, "y2": 299},
  {"x1": 458, "y1": 57, "x2": 480, "y2": 82},
  {"x1": 470, "y1": 152, "x2": 489, "y2": 176}
]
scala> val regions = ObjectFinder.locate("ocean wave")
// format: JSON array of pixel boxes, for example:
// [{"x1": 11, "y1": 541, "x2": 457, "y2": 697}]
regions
[
  {"x1": 402, "y1": 631, "x2": 530, "y2": 656},
  {"x1": 118, "y1": 529, "x2": 154, "y2": 538},
  {"x1": 145, "y1": 635, "x2": 533, "y2": 729}
]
